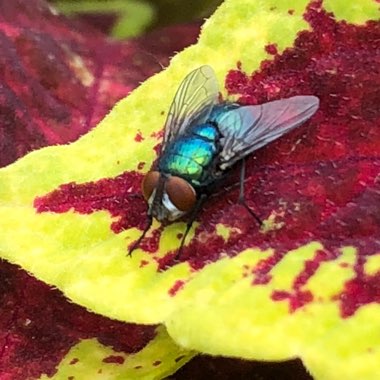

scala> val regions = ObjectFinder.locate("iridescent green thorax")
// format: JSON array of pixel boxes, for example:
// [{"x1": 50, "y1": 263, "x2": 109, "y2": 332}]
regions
[
  {"x1": 191, "y1": 124, "x2": 219, "y2": 140},
  {"x1": 158, "y1": 123, "x2": 220, "y2": 187}
]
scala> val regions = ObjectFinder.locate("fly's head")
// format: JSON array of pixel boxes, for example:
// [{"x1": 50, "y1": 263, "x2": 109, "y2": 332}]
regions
[{"x1": 141, "y1": 171, "x2": 196, "y2": 222}]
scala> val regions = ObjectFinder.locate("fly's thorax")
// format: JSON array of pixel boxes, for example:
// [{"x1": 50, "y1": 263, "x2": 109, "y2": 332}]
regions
[
  {"x1": 141, "y1": 171, "x2": 197, "y2": 222},
  {"x1": 158, "y1": 124, "x2": 221, "y2": 187},
  {"x1": 189, "y1": 123, "x2": 220, "y2": 141}
]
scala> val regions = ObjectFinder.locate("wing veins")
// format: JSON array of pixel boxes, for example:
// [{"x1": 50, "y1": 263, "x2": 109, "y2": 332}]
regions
[
  {"x1": 218, "y1": 96, "x2": 319, "y2": 168},
  {"x1": 160, "y1": 66, "x2": 219, "y2": 154}
]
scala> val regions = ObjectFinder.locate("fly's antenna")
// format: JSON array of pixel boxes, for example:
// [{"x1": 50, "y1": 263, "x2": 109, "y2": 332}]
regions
[{"x1": 127, "y1": 215, "x2": 153, "y2": 256}]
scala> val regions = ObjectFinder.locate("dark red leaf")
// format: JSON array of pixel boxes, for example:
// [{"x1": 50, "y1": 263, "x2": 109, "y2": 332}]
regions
[
  {"x1": 0, "y1": 259, "x2": 156, "y2": 379},
  {"x1": 0, "y1": 0, "x2": 200, "y2": 168}
]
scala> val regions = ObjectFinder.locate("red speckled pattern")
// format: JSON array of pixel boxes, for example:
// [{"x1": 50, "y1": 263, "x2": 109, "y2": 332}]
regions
[
  {"x1": 0, "y1": 0, "x2": 201, "y2": 378},
  {"x1": 135, "y1": 131, "x2": 145, "y2": 142},
  {"x1": 36, "y1": 1, "x2": 380, "y2": 321},
  {"x1": 264, "y1": 43, "x2": 278, "y2": 55},
  {"x1": 102, "y1": 355, "x2": 125, "y2": 364},
  {"x1": 271, "y1": 250, "x2": 329, "y2": 311},
  {"x1": 168, "y1": 280, "x2": 187, "y2": 296}
]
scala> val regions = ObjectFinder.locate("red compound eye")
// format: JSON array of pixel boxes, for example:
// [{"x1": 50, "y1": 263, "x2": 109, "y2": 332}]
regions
[
  {"x1": 166, "y1": 176, "x2": 196, "y2": 212},
  {"x1": 141, "y1": 171, "x2": 160, "y2": 201}
]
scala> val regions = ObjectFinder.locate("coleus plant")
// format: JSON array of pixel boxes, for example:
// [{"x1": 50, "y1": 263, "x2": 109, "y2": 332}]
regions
[
  {"x1": 0, "y1": 0, "x2": 379, "y2": 379},
  {"x1": 0, "y1": 0, "x2": 199, "y2": 378}
]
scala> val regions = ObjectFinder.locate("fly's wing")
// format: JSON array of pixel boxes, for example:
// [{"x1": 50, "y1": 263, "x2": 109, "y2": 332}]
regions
[
  {"x1": 216, "y1": 96, "x2": 319, "y2": 169},
  {"x1": 160, "y1": 65, "x2": 219, "y2": 154}
]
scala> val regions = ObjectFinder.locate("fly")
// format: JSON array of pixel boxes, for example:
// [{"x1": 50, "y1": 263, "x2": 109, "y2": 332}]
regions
[{"x1": 128, "y1": 65, "x2": 319, "y2": 258}]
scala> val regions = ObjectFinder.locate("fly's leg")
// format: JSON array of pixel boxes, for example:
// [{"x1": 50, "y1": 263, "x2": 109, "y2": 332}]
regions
[
  {"x1": 175, "y1": 194, "x2": 207, "y2": 260},
  {"x1": 127, "y1": 215, "x2": 153, "y2": 256},
  {"x1": 238, "y1": 159, "x2": 262, "y2": 226}
]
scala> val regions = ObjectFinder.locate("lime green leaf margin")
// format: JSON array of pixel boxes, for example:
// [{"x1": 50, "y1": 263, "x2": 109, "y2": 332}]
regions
[
  {"x1": 39, "y1": 327, "x2": 194, "y2": 380},
  {"x1": 0, "y1": 1, "x2": 379, "y2": 380}
]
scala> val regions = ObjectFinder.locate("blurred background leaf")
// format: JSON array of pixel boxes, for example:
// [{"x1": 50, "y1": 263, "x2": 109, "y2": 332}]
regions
[{"x1": 50, "y1": 0, "x2": 223, "y2": 38}]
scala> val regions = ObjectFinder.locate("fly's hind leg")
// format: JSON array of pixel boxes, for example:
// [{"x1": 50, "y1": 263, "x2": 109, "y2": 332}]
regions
[
  {"x1": 127, "y1": 214, "x2": 153, "y2": 256},
  {"x1": 238, "y1": 159, "x2": 263, "y2": 226},
  {"x1": 175, "y1": 193, "x2": 207, "y2": 260}
]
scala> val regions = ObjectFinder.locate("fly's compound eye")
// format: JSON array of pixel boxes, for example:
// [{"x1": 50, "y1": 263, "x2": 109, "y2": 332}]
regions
[
  {"x1": 166, "y1": 176, "x2": 196, "y2": 212},
  {"x1": 142, "y1": 171, "x2": 160, "y2": 201}
]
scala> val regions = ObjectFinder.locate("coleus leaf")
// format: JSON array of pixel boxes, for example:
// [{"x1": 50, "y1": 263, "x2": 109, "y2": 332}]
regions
[
  {"x1": 0, "y1": 1, "x2": 379, "y2": 380},
  {"x1": 38, "y1": 326, "x2": 192, "y2": 380},
  {"x1": 0, "y1": 0, "x2": 199, "y2": 378},
  {"x1": 0, "y1": 0, "x2": 199, "y2": 168},
  {"x1": 0, "y1": 260, "x2": 194, "y2": 380}
]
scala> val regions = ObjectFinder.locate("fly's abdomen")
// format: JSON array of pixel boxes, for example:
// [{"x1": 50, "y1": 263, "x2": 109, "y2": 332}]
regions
[{"x1": 159, "y1": 136, "x2": 217, "y2": 186}]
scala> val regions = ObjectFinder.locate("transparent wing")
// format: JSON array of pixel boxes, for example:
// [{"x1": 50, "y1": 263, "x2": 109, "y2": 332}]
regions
[
  {"x1": 215, "y1": 96, "x2": 319, "y2": 169},
  {"x1": 161, "y1": 65, "x2": 219, "y2": 153}
]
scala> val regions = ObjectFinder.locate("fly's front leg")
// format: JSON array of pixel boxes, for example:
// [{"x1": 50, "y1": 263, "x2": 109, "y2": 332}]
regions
[
  {"x1": 238, "y1": 159, "x2": 262, "y2": 226},
  {"x1": 176, "y1": 193, "x2": 207, "y2": 260},
  {"x1": 127, "y1": 214, "x2": 153, "y2": 256}
]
